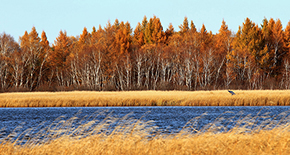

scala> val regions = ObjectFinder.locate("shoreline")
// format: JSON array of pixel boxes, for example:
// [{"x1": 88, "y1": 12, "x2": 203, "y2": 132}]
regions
[{"x1": 0, "y1": 90, "x2": 290, "y2": 107}]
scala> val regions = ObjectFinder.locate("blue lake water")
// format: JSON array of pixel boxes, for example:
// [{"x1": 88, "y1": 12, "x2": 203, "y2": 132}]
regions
[{"x1": 1, "y1": 106, "x2": 290, "y2": 143}]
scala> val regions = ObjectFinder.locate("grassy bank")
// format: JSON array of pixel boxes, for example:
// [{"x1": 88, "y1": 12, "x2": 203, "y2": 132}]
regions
[
  {"x1": 1, "y1": 90, "x2": 290, "y2": 107},
  {"x1": 2, "y1": 128, "x2": 290, "y2": 155},
  {"x1": 1, "y1": 111, "x2": 290, "y2": 155}
]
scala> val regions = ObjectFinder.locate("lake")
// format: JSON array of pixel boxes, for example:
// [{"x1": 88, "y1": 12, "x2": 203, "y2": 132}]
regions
[{"x1": 1, "y1": 106, "x2": 290, "y2": 143}]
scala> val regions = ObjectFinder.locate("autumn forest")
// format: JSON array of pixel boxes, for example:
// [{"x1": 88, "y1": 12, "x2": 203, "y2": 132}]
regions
[{"x1": 1, "y1": 16, "x2": 290, "y2": 92}]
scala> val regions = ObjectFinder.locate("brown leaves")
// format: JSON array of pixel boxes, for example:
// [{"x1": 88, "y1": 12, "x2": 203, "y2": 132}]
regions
[{"x1": 3, "y1": 16, "x2": 290, "y2": 91}]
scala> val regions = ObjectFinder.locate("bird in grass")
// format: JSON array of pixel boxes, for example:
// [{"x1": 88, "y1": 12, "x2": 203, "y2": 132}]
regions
[{"x1": 228, "y1": 90, "x2": 236, "y2": 95}]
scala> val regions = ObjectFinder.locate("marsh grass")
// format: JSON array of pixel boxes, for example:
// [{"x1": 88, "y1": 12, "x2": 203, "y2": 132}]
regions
[
  {"x1": 1, "y1": 90, "x2": 290, "y2": 107},
  {"x1": 1, "y1": 110, "x2": 290, "y2": 154}
]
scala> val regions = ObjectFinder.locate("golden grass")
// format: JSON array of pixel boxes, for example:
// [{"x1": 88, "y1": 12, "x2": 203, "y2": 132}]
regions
[
  {"x1": 3, "y1": 129, "x2": 290, "y2": 155},
  {"x1": 1, "y1": 111, "x2": 290, "y2": 155},
  {"x1": 1, "y1": 90, "x2": 290, "y2": 107}
]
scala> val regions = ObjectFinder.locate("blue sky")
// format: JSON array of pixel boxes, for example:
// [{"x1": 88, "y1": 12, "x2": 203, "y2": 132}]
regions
[{"x1": 1, "y1": 0, "x2": 289, "y2": 43}]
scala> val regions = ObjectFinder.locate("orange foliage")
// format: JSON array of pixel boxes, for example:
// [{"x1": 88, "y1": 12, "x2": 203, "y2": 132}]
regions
[{"x1": 2, "y1": 16, "x2": 290, "y2": 91}]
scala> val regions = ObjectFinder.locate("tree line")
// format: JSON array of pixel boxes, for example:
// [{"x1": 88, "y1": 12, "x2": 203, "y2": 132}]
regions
[{"x1": 1, "y1": 16, "x2": 290, "y2": 92}]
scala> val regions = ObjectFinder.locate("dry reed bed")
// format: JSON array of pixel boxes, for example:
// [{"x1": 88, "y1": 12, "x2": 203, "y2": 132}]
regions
[
  {"x1": 2, "y1": 129, "x2": 290, "y2": 155},
  {"x1": 1, "y1": 111, "x2": 290, "y2": 155},
  {"x1": 0, "y1": 90, "x2": 290, "y2": 107}
]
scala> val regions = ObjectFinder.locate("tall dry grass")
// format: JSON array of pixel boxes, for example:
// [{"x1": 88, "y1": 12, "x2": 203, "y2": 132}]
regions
[
  {"x1": 1, "y1": 90, "x2": 290, "y2": 107},
  {"x1": 1, "y1": 110, "x2": 290, "y2": 154}
]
